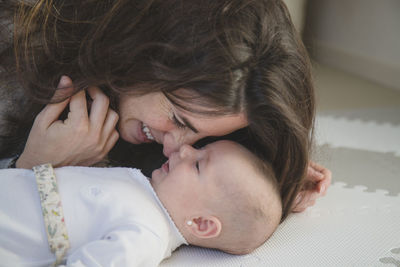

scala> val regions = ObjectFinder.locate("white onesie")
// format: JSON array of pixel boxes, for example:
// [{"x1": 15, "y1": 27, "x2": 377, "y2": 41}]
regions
[{"x1": 0, "y1": 167, "x2": 187, "y2": 267}]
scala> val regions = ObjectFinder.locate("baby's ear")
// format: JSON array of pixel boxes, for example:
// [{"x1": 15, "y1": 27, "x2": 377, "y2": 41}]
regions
[{"x1": 186, "y1": 215, "x2": 222, "y2": 239}]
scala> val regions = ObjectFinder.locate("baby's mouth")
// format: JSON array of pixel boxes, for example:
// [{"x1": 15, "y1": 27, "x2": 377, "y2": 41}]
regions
[
  {"x1": 142, "y1": 123, "x2": 155, "y2": 141},
  {"x1": 162, "y1": 160, "x2": 169, "y2": 173}
]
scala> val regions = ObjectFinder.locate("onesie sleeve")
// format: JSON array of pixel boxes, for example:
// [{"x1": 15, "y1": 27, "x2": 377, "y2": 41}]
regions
[{"x1": 65, "y1": 223, "x2": 166, "y2": 267}]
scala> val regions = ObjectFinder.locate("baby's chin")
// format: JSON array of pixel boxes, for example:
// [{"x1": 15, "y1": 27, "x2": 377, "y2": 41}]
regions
[
  {"x1": 150, "y1": 168, "x2": 159, "y2": 179},
  {"x1": 150, "y1": 168, "x2": 163, "y2": 184}
]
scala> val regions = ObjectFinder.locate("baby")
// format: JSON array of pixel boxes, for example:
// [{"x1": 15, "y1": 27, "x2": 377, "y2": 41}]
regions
[{"x1": 0, "y1": 140, "x2": 282, "y2": 267}]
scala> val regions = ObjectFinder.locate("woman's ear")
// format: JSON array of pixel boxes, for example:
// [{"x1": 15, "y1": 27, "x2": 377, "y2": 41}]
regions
[{"x1": 186, "y1": 215, "x2": 222, "y2": 239}]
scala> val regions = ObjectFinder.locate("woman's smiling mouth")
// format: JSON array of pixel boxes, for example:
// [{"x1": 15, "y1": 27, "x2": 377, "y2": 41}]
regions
[{"x1": 142, "y1": 123, "x2": 155, "y2": 141}]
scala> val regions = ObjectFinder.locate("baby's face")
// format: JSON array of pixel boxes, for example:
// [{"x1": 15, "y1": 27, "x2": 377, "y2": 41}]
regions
[{"x1": 151, "y1": 140, "x2": 253, "y2": 216}]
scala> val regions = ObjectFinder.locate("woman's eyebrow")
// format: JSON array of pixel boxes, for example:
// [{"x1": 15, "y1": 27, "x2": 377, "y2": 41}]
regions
[{"x1": 180, "y1": 116, "x2": 199, "y2": 133}]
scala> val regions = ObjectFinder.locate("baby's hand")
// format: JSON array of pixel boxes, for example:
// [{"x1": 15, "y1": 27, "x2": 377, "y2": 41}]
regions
[
  {"x1": 291, "y1": 161, "x2": 332, "y2": 212},
  {"x1": 16, "y1": 76, "x2": 119, "y2": 168}
]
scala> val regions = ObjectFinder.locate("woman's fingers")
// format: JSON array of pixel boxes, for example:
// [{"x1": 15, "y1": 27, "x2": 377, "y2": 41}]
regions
[
  {"x1": 36, "y1": 98, "x2": 71, "y2": 129},
  {"x1": 86, "y1": 87, "x2": 119, "y2": 155},
  {"x1": 291, "y1": 162, "x2": 333, "y2": 213},
  {"x1": 307, "y1": 163, "x2": 324, "y2": 182},
  {"x1": 68, "y1": 90, "x2": 89, "y2": 125},
  {"x1": 310, "y1": 161, "x2": 332, "y2": 196},
  {"x1": 309, "y1": 161, "x2": 332, "y2": 178},
  {"x1": 292, "y1": 191, "x2": 318, "y2": 212},
  {"x1": 86, "y1": 87, "x2": 119, "y2": 156},
  {"x1": 34, "y1": 76, "x2": 75, "y2": 128},
  {"x1": 292, "y1": 190, "x2": 318, "y2": 212},
  {"x1": 87, "y1": 86, "x2": 110, "y2": 132},
  {"x1": 102, "y1": 130, "x2": 120, "y2": 158},
  {"x1": 92, "y1": 108, "x2": 119, "y2": 158},
  {"x1": 18, "y1": 77, "x2": 119, "y2": 168},
  {"x1": 102, "y1": 109, "x2": 119, "y2": 136},
  {"x1": 51, "y1": 76, "x2": 74, "y2": 102},
  {"x1": 317, "y1": 170, "x2": 332, "y2": 196},
  {"x1": 307, "y1": 161, "x2": 332, "y2": 193}
]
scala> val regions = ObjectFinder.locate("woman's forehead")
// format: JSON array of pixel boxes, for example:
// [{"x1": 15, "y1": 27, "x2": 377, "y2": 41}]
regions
[{"x1": 167, "y1": 87, "x2": 244, "y2": 116}]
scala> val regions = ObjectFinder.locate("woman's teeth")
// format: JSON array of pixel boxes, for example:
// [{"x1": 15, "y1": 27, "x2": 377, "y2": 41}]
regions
[{"x1": 142, "y1": 123, "x2": 155, "y2": 140}]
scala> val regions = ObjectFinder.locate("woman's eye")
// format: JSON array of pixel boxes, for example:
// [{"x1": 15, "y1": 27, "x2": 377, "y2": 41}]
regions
[{"x1": 172, "y1": 114, "x2": 187, "y2": 129}]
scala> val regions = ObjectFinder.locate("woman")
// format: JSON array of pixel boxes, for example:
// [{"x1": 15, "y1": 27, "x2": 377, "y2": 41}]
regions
[{"x1": 0, "y1": 0, "x2": 330, "y2": 215}]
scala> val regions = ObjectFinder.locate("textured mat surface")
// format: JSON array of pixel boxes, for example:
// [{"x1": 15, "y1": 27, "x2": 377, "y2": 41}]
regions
[
  {"x1": 316, "y1": 145, "x2": 400, "y2": 196},
  {"x1": 315, "y1": 115, "x2": 400, "y2": 156}
]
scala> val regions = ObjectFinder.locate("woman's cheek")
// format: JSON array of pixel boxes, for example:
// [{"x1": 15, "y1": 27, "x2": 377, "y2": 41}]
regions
[{"x1": 118, "y1": 120, "x2": 141, "y2": 144}]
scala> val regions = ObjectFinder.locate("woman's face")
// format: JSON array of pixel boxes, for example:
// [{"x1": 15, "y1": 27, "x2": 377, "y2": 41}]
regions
[{"x1": 118, "y1": 91, "x2": 247, "y2": 157}]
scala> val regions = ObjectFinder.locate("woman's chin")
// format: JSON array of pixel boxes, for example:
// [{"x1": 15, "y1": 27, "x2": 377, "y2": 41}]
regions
[
  {"x1": 120, "y1": 133, "x2": 140, "y2": 144},
  {"x1": 119, "y1": 124, "x2": 141, "y2": 144}
]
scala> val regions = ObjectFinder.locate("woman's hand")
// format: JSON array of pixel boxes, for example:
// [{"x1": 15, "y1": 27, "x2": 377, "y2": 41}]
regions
[
  {"x1": 16, "y1": 76, "x2": 119, "y2": 169},
  {"x1": 292, "y1": 161, "x2": 332, "y2": 212}
]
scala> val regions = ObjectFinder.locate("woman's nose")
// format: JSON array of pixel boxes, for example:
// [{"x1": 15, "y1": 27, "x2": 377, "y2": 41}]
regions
[
  {"x1": 179, "y1": 144, "x2": 197, "y2": 159},
  {"x1": 162, "y1": 133, "x2": 184, "y2": 157},
  {"x1": 162, "y1": 131, "x2": 198, "y2": 157}
]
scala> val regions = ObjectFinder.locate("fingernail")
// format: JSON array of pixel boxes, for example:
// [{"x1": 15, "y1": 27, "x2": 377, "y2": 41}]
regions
[
  {"x1": 317, "y1": 172, "x2": 324, "y2": 178},
  {"x1": 58, "y1": 75, "x2": 69, "y2": 88},
  {"x1": 319, "y1": 185, "x2": 325, "y2": 194}
]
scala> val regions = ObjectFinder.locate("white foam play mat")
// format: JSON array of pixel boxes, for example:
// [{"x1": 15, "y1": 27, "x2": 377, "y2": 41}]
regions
[{"x1": 161, "y1": 115, "x2": 400, "y2": 266}]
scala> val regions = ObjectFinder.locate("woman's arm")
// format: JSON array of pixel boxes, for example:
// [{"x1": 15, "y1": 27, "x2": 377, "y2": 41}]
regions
[{"x1": 16, "y1": 77, "x2": 119, "y2": 169}]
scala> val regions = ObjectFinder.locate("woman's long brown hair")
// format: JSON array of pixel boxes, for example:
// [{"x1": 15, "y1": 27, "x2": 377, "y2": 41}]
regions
[{"x1": 3, "y1": 0, "x2": 315, "y2": 220}]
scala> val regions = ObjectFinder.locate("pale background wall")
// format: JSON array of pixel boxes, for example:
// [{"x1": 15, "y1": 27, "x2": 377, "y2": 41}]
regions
[
  {"x1": 282, "y1": 0, "x2": 307, "y2": 34},
  {"x1": 303, "y1": 0, "x2": 400, "y2": 91}
]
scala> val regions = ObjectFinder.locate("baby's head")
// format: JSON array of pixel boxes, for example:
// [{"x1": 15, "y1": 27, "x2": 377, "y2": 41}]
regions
[{"x1": 151, "y1": 140, "x2": 282, "y2": 254}]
